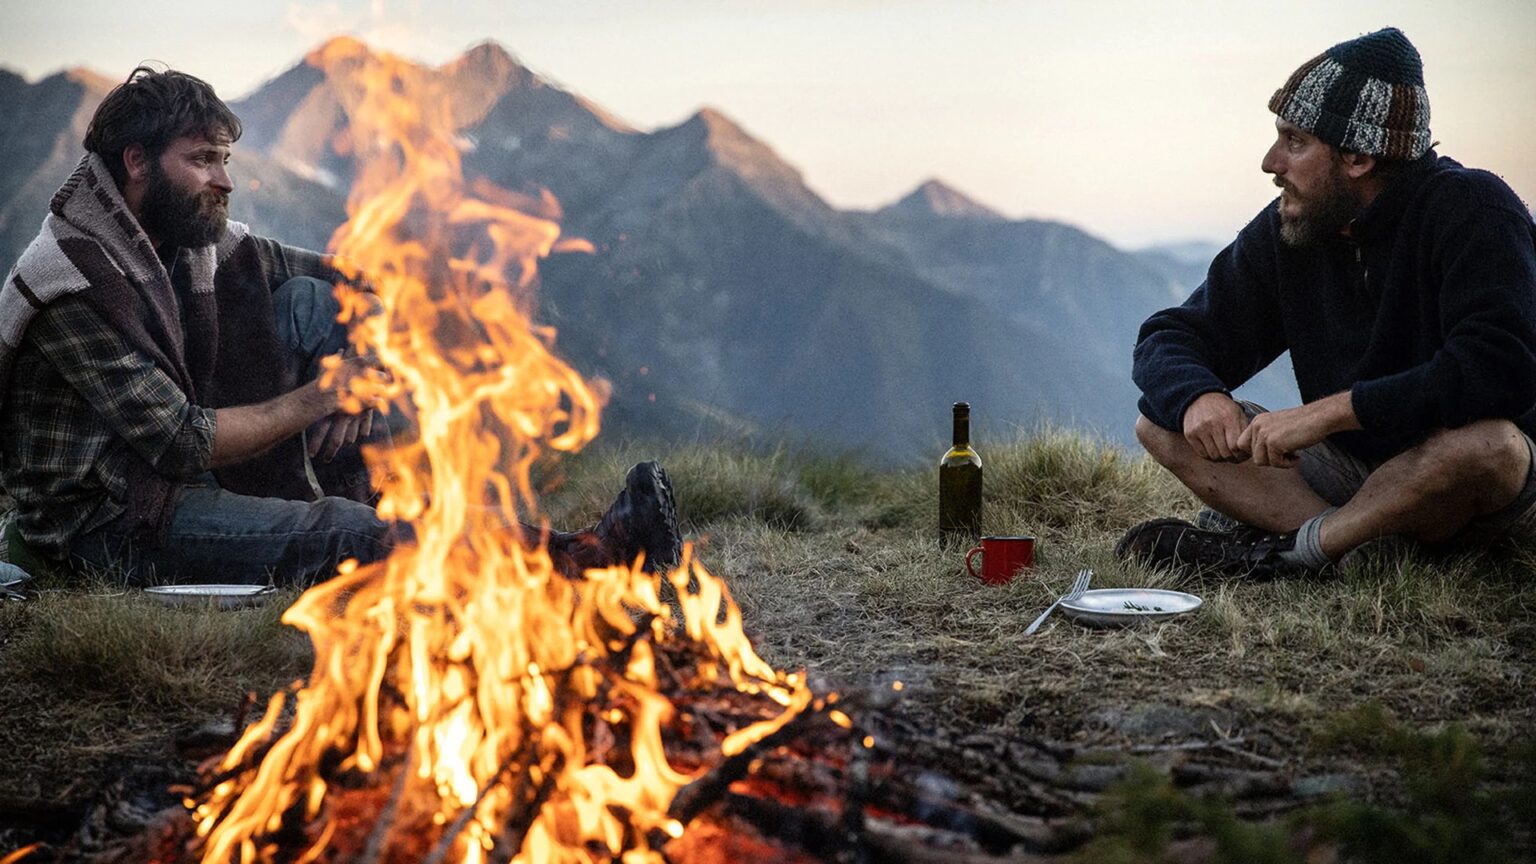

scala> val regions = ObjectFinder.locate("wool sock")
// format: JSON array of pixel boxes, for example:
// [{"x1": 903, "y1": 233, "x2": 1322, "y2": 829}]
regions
[{"x1": 1280, "y1": 507, "x2": 1337, "y2": 570}]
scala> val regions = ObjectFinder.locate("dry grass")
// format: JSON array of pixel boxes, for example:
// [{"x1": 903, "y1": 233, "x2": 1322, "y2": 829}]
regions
[
  {"x1": 0, "y1": 580, "x2": 308, "y2": 819},
  {"x1": 2, "y1": 427, "x2": 1534, "y2": 855},
  {"x1": 539, "y1": 432, "x2": 1535, "y2": 783}
]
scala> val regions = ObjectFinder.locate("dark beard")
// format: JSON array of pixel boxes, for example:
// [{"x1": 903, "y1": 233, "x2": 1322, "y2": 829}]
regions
[
  {"x1": 1276, "y1": 165, "x2": 1358, "y2": 248},
  {"x1": 140, "y1": 162, "x2": 228, "y2": 249}
]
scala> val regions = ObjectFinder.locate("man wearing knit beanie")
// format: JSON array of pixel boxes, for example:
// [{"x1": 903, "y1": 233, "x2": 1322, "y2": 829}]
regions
[{"x1": 1118, "y1": 28, "x2": 1536, "y2": 578}]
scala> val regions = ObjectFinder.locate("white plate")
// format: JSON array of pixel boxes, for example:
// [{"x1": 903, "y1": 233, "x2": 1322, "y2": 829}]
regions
[
  {"x1": 143, "y1": 584, "x2": 277, "y2": 609},
  {"x1": 1059, "y1": 588, "x2": 1202, "y2": 628},
  {"x1": 1, "y1": 561, "x2": 32, "y2": 588}
]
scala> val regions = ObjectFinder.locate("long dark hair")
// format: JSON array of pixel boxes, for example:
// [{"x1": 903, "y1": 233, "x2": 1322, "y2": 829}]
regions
[{"x1": 82, "y1": 65, "x2": 243, "y2": 188}]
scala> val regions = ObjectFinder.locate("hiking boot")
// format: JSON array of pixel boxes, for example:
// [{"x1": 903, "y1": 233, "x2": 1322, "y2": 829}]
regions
[
  {"x1": 1195, "y1": 506, "x2": 1282, "y2": 545},
  {"x1": 546, "y1": 461, "x2": 682, "y2": 579},
  {"x1": 1195, "y1": 506, "x2": 1239, "y2": 533},
  {"x1": 1114, "y1": 517, "x2": 1317, "y2": 578},
  {"x1": 592, "y1": 461, "x2": 682, "y2": 573}
]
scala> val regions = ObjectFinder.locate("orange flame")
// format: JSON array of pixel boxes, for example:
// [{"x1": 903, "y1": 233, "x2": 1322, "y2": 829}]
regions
[
  {"x1": 191, "y1": 39, "x2": 807, "y2": 863},
  {"x1": 0, "y1": 844, "x2": 40, "y2": 864}
]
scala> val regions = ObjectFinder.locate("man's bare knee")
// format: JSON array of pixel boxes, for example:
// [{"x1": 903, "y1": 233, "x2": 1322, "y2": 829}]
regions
[
  {"x1": 1136, "y1": 414, "x2": 1192, "y2": 468},
  {"x1": 1416, "y1": 420, "x2": 1529, "y2": 504}
]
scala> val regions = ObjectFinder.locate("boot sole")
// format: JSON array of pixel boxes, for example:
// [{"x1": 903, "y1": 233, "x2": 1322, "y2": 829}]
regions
[{"x1": 627, "y1": 461, "x2": 681, "y2": 572}]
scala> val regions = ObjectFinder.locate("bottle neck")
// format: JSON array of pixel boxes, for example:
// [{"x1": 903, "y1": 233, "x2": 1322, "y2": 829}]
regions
[{"x1": 952, "y1": 411, "x2": 970, "y2": 448}]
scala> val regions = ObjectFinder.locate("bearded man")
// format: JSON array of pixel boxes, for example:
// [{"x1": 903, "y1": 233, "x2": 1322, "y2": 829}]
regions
[
  {"x1": 0, "y1": 67, "x2": 679, "y2": 586},
  {"x1": 1118, "y1": 27, "x2": 1536, "y2": 576}
]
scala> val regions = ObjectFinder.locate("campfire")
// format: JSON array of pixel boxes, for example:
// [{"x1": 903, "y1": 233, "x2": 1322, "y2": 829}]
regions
[{"x1": 147, "y1": 39, "x2": 816, "y2": 863}]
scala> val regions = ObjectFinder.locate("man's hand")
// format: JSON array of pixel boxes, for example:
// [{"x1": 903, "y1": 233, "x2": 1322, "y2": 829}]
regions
[
  {"x1": 210, "y1": 354, "x2": 390, "y2": 469},
  {"x1": 307, "y1": 410, "x2": 375, "y2": 462},
  {"x1": 316, "y1": 352, "x2": 389, "y2": 412},
  {"x1": 1236, "y1": 390, "x2": 1361, "y2": 468},
  {"x1": 1182, "y1": 392, "x2": 1250, "y2": 463},
  {"x1": 309, "y1": 352, "x2": 388, "y2": 462}
]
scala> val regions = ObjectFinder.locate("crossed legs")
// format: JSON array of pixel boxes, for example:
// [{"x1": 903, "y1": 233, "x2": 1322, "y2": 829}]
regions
[{"x1": 1134, "y1": 414, "x2": 1534, "y2": 560}]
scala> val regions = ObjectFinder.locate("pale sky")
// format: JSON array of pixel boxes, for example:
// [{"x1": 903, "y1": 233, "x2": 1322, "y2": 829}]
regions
[{"x1": 2, "y1": 0, "x2": 1532, "y2": 248}]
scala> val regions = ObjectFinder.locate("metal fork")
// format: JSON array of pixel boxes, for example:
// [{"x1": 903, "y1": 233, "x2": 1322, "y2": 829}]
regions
[{"x1": 1023, "y1": 568, "x2": 1093, "y2": 635}]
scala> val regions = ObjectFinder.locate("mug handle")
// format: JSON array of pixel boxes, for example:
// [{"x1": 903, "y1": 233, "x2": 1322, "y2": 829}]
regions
[{"x1": 965, "y1": 546, "x2": 984, "y2": 580}]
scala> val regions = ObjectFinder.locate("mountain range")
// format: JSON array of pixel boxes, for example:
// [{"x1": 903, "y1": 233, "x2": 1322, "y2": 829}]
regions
[{"x1": 0, "y1": 39, "x2": 1297, "y2": 457}]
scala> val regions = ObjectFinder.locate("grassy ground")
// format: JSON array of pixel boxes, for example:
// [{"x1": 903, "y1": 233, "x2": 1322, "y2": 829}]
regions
[{"x1": 2, "y1": 428, "x2": 1534, "y2": 858}]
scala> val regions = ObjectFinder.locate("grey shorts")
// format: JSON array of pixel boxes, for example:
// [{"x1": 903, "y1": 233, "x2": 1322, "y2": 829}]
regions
[{"x1": 1239, "y1": 402, "x2": 1536, "y2": 546}]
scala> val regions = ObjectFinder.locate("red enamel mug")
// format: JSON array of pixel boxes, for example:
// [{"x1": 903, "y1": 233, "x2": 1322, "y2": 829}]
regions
[{"x1": 965, "y1": 535, "x2": 1035, "y2": 584}]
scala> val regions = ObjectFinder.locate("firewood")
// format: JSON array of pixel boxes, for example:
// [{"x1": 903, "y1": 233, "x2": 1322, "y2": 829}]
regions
[
  {"x1": 861, "y1": 773, "x2": 1079, "y2": 854},
  {"x1": 357, "y1": 747, "x2": 415, "y2": 864},
  {"x1": 1169, "y1": 763, "x2": 1290, "y2": 798},
  {"x1": 861, "y1": 818, "x2": 1062, "y2": 863},
  {"x1": 0, "y1": 795, "x2": 80, "y2": 836},
  {"x1": 667, "y1": 708, "x2": 821, "y2": 826}
]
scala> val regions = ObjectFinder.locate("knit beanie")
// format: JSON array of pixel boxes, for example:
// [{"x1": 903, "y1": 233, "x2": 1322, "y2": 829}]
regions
[{"x1": 1269, "y1": 27, "x2": 1431, "y2": 160}]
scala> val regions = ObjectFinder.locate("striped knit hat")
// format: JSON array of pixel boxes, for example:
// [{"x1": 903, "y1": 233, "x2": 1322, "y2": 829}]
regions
[{"x1": 1269, "y1": 27, "x2": 1431, "y2": 160}]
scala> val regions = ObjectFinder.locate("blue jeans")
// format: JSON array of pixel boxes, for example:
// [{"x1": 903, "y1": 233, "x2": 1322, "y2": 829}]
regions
[
  {"x1": 276, "y1": 274, "x2": 380, "y2": 501},
  {"x1": 70, "y1": 277, "x2": 396, "y2": 586},
  {"x1": 71, "y1": 479, "x2": 395, "y2": 586}
]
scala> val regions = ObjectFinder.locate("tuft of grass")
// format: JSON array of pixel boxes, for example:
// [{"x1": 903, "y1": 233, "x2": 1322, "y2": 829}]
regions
[
  {"x1": 1308, "y1": 703, "x2": 1533, "y2": 864},
  {"x1": 6, "y1": 590, "x2": 308, "y2": 715},
  {"x1": 1077, "y1": 706, "x2": 1536, "y2": 864},
  {"x1": 1072, "y1": 762, "x2": 1301, "y2": 864},
  {"x1": 0, "y1": 579, "x2": 310, "y2": 828},
  {"x1": 665, "y1": 449, "x2": 824, "y2": 530},
  {"x1": 793, "y1": 450, "x2": 885, "y2": 511},
  {"x1": 984, "y1": 424, "x2": 1195, "y2": 535}
]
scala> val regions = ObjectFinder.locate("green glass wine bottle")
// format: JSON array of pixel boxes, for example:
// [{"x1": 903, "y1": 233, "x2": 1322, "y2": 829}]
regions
[{"x1": 939, "y1": 402, "x2": 982, "y2": 546}]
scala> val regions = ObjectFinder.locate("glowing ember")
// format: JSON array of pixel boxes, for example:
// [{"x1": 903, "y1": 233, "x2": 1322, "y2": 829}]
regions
[{"x1": 188, "y1": 39, "x2": 809, "y2": 863}]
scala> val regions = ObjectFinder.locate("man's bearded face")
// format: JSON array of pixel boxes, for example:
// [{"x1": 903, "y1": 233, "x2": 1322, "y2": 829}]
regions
[
  {"x1": 140, "y1": 155, "x2": 229, "y2": 249},
  {"x1": 1274, "y1": 153, "x2": 1359, "y2": 248}
]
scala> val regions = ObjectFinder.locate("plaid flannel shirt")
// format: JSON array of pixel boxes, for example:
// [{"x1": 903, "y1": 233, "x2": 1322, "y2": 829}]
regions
[{"x1": 0, "y1": 235, "x2": 343, "y2": 558}]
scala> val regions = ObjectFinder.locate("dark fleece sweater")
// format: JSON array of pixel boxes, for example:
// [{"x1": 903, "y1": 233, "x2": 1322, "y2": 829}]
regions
[{"x1": 1133, "y1": 153, "x2": 1536, "y2": 462}]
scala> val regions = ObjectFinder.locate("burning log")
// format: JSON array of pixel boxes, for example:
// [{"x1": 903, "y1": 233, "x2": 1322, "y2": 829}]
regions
[{"x1": 664, "y1": 699, "x2": 820, "y2": 827}]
